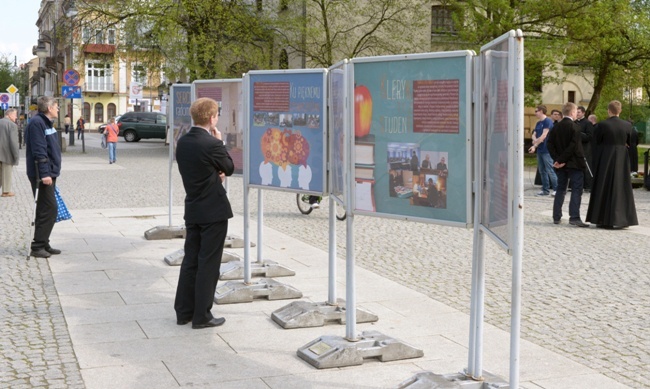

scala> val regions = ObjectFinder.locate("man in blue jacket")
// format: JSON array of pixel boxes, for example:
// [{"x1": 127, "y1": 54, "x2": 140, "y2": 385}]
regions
[{"x1": 25, "y1": 96, "x2": 62, "y2": 258}]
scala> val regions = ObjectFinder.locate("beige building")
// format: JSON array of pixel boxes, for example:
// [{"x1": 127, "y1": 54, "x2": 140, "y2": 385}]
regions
[{"x1": 32, "y1": 0, "x2": 166, "y2": 131}]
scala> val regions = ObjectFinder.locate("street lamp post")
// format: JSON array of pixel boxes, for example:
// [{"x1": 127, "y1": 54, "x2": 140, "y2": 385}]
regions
[{"x1": 66, "y1": 1, "x2": 80, "y2": 151}]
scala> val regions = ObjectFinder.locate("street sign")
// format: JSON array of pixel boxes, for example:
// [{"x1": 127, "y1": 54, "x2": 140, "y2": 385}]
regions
[
  {"x1": 0, "y1": 93, "x2": 9, "y2": 104},
  {"x1": 62, "y1": 86, "x2": 82, "y2": 99},
  {"x1": 63, "y1": 69, "x2": 81, "y2": 86},
  {"x1": 1, "y1": 103, "x2": 8, "y2": 110},
  {"x1": 6, "y1": 84, "x2": 18, "y2": 94}
]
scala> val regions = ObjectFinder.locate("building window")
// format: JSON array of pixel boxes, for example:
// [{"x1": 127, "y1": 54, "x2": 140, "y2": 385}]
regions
[
  {"x1": 431, "y1": 6, "x2": 456, "y2": 34},
  {"x1": 83, "y1": 102, "x2": 91, "y2": 122},
  {"x1": 132, "y1": 64, "x2": 147, "y2": 84},
  {"x1": 95, "y1": 29, "x2": 104, "y2": 44},
  {"x1": 568, "y1": 91, "x2": 576, "y2": 103},
  {"x1": 94, "y1": 103, "x2": 104, "y2": 123},
  {"x1": 86, "y1": 61, "x2": 113, "y2": 91},
  {"x1": 108, "y1": 30, "x2": 115, "y2": 45},
  {"x1": 82, "y1": 27, "x2": 91, "y2": 42},
  {"x1": 107, "y1": 103, "x2": 116, "y2": 119}
]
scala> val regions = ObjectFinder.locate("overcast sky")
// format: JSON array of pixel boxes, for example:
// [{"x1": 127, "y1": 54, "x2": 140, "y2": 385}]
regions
[{"x1": 0, "y1": 1, "x2": 42, "y2": 65}]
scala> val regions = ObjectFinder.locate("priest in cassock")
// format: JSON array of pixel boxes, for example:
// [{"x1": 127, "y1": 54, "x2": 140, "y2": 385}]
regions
[{"x1": 586, "y1": 100, "x2": 638, "y2": 229}]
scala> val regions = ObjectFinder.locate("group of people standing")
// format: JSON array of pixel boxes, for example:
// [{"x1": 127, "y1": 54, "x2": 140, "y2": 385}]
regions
[{"x1": 530, "y1": 101, "x2": 638, "y2": 229}]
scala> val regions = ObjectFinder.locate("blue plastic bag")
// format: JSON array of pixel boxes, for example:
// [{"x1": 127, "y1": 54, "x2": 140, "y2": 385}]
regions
[{"x1": 55, "y1": 186, "x2": 72, "y2": 222}]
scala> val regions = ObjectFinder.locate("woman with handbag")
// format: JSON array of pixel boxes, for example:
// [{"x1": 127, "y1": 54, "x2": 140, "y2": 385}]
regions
[{"x1": 103, "y1": 117, "x2": 119, "y2": 164}]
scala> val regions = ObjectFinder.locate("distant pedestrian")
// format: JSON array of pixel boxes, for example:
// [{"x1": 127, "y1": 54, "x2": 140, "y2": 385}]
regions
[
  {"x1": 174, "y1": 97, "x2": 234, "y2": 329},
  {"x1": 546, "y1": 102, "x2": 588, "y2": 227},
  {"x1": 550, "y1": 109, "x2": 563, "y2": 124},
  {"x1": 586, "y1": 100, "x2": 638, "y2": 229},
  {"x1": 76, "y1": 117, "x2": 85, "y2": 140},
  {"x1": 25, "y1": 96, "x2": 63, "y2": 258},
  {"x1": 627, "y1": 123, "x2": 639, "y2": 175},
  {"x1": 0, "y1": 108, "x2": 20, "y2": 197},
  {"x1": 64, "y1": 114, "x2": 71, "y2": 134},
  {"x1": 588, "y1": 114, "x2": 598, "y2": 126},
  {"x1": 103, "y1": 117, "x2": 119, "y2": 164},
  {"x1": 529, "y1": 105, "x2": 557, "y2": 196}
]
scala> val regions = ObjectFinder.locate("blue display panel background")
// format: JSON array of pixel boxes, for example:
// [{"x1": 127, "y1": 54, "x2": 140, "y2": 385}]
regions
[
  {"x1": 247, "y1": 71, "x2": 326, "y2": 194},
  {"x1": 352, "y1": 54, "x2": 471, "y2": 224}
]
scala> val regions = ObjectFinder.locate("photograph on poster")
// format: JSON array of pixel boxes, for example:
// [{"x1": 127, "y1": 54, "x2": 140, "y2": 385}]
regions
[
  {"x1": 386, "y1": 143, "x2": 448, "y2": 209},
  {"x1": 248, "y1": 73, "x2": 325, "y2": 193}
]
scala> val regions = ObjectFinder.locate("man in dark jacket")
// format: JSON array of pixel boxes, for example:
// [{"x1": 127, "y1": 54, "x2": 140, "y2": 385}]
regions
[
  {"x1": 174, "y1": 97, "x2": 234, "y2": 329},
  {"x1": 25, "y1": 96, "x2": 62, "y2": 258},
  {"x1": 547, "y1": 102, "x2": 588, "y2": 227}
]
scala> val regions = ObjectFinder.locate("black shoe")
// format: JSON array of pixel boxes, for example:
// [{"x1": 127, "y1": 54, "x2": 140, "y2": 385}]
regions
[
  {"x1": 45, "y1": 247, "x2": 61, "y2": 255},
  {"x1": 30, "y1": 249, "x2": 51, "y2": 258},
  {"x1": 569, "y1": 220, "x2": 590, "y2": 227},
  {"x1": 553, "y1": 219, "x2": 561, "y2": 224},
  {"x1": 177, "y1": 319, "x2": 191, "y2": 325},
  {"x1": 192, "y1": 317, "x2": 225, "y2": 329}
]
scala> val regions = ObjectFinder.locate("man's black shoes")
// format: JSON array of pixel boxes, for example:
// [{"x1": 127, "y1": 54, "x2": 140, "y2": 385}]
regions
[
  {"x1": 177, "y1": 319, "x2": 191, "y2": 325},
  {"x1": 30, "y1": 249, "x2": 51, "y2": 258},
  {"x1": 45, "y1": 247, "x2": 61, "y2": 255},
  {"x1": 569, "y1": 220, "x2": 590, "y2": 228},
  {"x1": 192, "y1": 317, "x2": 226, "y2": 329}
]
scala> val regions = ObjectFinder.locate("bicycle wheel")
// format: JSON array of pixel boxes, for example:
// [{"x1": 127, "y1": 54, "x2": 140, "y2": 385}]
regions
[
  {"x1": 335, "y1": 202, "x2": 347, "y2": 221},
  {"x1": 296, "y1": 194, "x2": 313, "y2": 215}
]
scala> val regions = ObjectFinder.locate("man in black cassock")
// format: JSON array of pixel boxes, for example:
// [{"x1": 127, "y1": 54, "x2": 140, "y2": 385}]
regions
[{"x1": 586, "y1": 100, "x2": 638, "y2": 229}]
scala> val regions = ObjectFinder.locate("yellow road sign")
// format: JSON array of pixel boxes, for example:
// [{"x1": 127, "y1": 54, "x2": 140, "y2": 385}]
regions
[{"x1": 6, "y1": 84, "x2": 18, "y2": 94}]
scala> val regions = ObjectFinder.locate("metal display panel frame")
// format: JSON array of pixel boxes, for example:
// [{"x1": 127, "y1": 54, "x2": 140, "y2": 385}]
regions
[
  {"x1": 328, "y1": 60, "x2": 349, "y2": 207},
  {"x1": 476, "y1": 31, "x2": 523, "y2": 253},
  {"x1": 245, "y1": 68, "x2": 329, "y2": 196},
  {"x1": 165, "y1": 84, "x2": 191, "y2": 227},
  {"x1": 349, "y1": 51, "x2": 474, "y2": 227},
  {"x1": 191, "y1": 79, "x2": 244, "y2": 177}
]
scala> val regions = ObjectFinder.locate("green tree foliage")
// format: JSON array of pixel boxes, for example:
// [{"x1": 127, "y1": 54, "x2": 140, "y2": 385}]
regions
[
  {"x1": 76, "y1": 0, "x2": 274, "y2": 81},
  {"x1": 275, "y1": 0, "x2": 431, "y2": 67},
  {"x1": 446, "y1": 0, "x2": 650, "y2": 114}
]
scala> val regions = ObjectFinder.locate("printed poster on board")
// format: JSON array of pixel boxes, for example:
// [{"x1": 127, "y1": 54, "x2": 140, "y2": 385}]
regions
[
  {"x1": 170, "y1": 85, "x2": 192, "y2": 159},
  {"x1": 247, "y1": 71, "x2": 326, "y2": 194},
  {"x1": 352, "y1": 53, "x2": 472, "y2": 225},
  {"x1": 193, "y1": 80, "x2": 244, "y2": 175}
]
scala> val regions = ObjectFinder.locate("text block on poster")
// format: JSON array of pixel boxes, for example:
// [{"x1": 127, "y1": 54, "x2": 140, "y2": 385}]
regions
[
  {"x1": 253, "y1": 82, "x2": 290, "y2": 111},
  {"x1": 197, "y1": 86, "x2": 223, "y2": 101},
  {"x1": 413, "y1": 80, "x2": 460, "y2": 134}
]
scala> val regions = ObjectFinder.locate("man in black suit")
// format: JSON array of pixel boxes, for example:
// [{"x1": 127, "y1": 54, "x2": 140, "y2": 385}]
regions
[
  {"x1": 174, "y1": 98, "x2": 234, "y2": 329},
  {"x1": 546, "y1": 102, "x2": 588, "y2": 227}
]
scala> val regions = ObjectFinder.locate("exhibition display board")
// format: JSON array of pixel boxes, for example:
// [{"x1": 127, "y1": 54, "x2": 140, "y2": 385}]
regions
[
  {"x1": 245, "y1": 69, "x2": 328, "y2": 195},
  {"x1": 328, "y1": 60, "x2": 348, "y2": 205},
  {"x1": 350, "y1": 52, "x2": 474, "y2": 226},
  {"x1": 192, "y1": 79, "x2": 244, "y2": 176}
]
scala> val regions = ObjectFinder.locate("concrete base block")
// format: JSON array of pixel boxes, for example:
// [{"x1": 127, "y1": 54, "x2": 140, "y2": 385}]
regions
[
  {"x1": 397, "y1": 371, "x2": 509, "y2": 389},
  {"x1": 144, "y1": 225, "x2": 186, "y2": 240},
  {"x1": 271, "y1": 299, "x2": 378, "y2": 329},
  {"x1": 225, "y1": 234, "x2": 255, "y2": 248},
  {"x1": 219, "y1": 260, "x2": 296, "y2": 280},
  {"x1": 214, "y1": 278, "x2": 302, "y2": 304},
  {"x1": 163, "y1": 249, "x2": 185, "y2": 266},
  {"x1": 164, "y1": 250, "x2": 244, "y2": 266},
  {"x1": 297, "y1": 330, "x2": 423, "y2": 369}
]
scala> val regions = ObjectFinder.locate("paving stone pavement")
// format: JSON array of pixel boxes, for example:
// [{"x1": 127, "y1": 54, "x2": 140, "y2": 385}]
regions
[{"x1": 1, "y1": 134, "x2": 648, "y2": 388}]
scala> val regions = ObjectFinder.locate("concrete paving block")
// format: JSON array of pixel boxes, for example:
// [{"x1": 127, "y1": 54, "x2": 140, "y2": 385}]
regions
[
  {"x1": 58, "y1": 292, "x2": 125, "y2": 309},
  {"x1": 68, "y1": 320, "x2": 146, "y2": 345},
  {"x1": 61, "y1": 302, "x2": 170, "y2": 326},
  {"x1": 80, "y1": 361, "x2": 180, "y2": 389}
]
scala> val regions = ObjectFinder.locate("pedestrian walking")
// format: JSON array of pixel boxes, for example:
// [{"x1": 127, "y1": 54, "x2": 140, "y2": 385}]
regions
[
  {"x1": 103, "y1": 117, "x2": 119, "y2": 164},
  {"x1": 76, "y1": 116, "x2": 85, "y2": 140}
]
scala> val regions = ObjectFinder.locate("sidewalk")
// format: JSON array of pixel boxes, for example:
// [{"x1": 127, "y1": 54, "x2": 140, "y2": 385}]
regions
[{"x1": 47, "y1": 206, "x2": 629, "y2": 388}]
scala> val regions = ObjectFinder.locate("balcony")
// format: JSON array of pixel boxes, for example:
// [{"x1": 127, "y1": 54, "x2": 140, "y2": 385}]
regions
[
  {"x1": 84, "y1": 82, "x2": 115, "y2": 93},
  {"x1": 83, "y1": 44, "x2": 116, "y2": 54}
]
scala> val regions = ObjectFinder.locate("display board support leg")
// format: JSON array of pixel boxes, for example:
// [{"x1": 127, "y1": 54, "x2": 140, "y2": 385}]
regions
[{"x1": 271, "y1": 299, "x2": 377, "y2": 329}]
